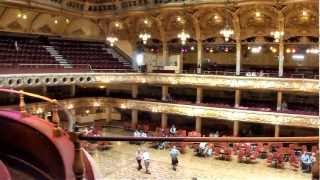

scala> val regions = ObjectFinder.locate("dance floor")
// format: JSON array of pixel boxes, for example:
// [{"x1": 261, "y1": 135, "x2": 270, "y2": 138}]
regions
[{"x1": 90, "y1": 128, "x2": 311, "y2": 180}]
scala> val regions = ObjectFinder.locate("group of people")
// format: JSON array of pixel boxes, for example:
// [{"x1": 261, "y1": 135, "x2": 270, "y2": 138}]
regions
[
  {"x1": 300, "y1": 151, "x2": 317, "y2": 172},
  {"x1": 197, "y1": 142, "x2": 213, "y2": 157},
  {"x1": 131, "y1": 130, "x2": 148, "y2": 145},
  {"x1": 136, "y1": 146, "x2": 181, "y2": 174},
  {"x1": 136, "y1": 149, "x2": 151, "y2": 174}
]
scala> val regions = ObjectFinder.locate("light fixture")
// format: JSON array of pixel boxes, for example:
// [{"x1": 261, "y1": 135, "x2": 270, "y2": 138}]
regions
[
  {"x1": 250, "y1": 46, "x2": 262, "y2": 53},
  {"x1": 93, "y1": 102, "x2": 100, "y2": 107},
  {"x1": 54, "y1": 19, "x2": 58, "y2": 24},
  {"x1": 176, "y1": 16, "x2": 182, "y2": 22},
  {"x1": 65, "y1": 18, "x2": 70, "y2": 24},
  {"x1": 220, "y1": 0, "x2": 234, "y2": 42},
  {"x1": 67, "y1": 104, "x2": 74, "y2": 109},
  {"x1": 85, "y1": 110, "x2": 90, "y2": 114},
  {"x1": 302, "y1": 10, "x2": 308, "y2": 17},
  {"x1": 220, "y1": 27, "x2": 234, "y2": 42},
  {"x1": 143, "y1": 19, "x2": 149, "y2": 25},
  {"x1": 292, "y1": 54, "x2": 304, "y2": 60},
  {"x1": 306, "y1": 48, "x2": 320, "y2": 54},
  {"x1": 255, "y1": 11, "x2": 261, "y2": 17},
  {"x1": 190, "y1": 46, "x2": 195, "y2": 51},
  {"x1": 139, "y1": 32, "x2": 151, "y2": 45},
  {"x1": 106, "y1": 36, "x2": 118, "y2": 47},
  {"x1": 115, "y1": 22, "x2": 120, "y2": 27},
  {"x1": 270, "y1": 46, "x2": 277, "y2": 53},
  {"x1": 271, "y1": 31, "x2": 284, "y2": 42},
  {"x1": 17, "y1": 13, "x2": 22, "y2": 18},
  {"x1": 22, "y1": 14, "x2": 27, "y2": 20},
  {"x1": 177, "y1": 30, "x2": 190, "y2": 45}
]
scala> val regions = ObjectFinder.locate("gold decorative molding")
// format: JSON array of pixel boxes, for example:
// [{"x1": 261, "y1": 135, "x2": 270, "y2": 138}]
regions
[
  {"x1": 0, "y1": 73, "x2": 318, "y2": 93},
  {"x1": 7, "y1": 97, "x2": 318, "y2": 128},
  {"x1": 95, "y1": 73, "x2": 319, "y2": 93},
  {"x1": 106, "y1": 98, "x2": 319, "y2": 128}
]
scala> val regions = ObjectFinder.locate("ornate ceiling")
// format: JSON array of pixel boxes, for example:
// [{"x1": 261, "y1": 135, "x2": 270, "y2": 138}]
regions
[{"x1": 0, "y1": 0, "x2": 318, "y2": 43}]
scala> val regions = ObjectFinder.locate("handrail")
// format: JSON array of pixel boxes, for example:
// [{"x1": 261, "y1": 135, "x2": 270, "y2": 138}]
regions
[
  {"x1": 0, "y1": 88, "x2": 74, "y2": 132},
  {"x1": 79, "y1": 135, "x2": 319, "y2": 143}
]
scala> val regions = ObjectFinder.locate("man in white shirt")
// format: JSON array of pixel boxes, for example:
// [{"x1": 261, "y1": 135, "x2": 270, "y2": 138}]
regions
[
  {"x1": 142, "y1": 150, "x2": 151, "y2": 174},
  {"x1": 169, "y1": 125, "x2": 176, "y2": 136}
]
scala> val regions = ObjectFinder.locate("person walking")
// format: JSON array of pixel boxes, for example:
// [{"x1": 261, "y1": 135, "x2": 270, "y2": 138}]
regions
[
  {"x1": 170, "y1": 146, "x2": 180, "y2": 171},
  {"x1": 136, "y1": 149, "x2": 143, "y2": 171},
  {"x1": 142, "y1": 150, "x2": 151, "y2": 174}
]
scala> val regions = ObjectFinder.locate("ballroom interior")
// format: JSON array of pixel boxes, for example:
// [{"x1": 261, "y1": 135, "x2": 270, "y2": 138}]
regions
[{"x1": 0, "y1": 0, "x2": 319, "y2": 180}]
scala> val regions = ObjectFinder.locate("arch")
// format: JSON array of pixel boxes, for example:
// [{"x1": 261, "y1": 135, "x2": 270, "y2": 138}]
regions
[{"x1": 64, "y1": 18, "x2": 102, "y2": 38}]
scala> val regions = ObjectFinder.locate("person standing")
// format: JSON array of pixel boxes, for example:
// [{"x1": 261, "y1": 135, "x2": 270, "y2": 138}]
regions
[
  {"x1": 136, "y1": 149, "x2": 143, "y2": 171},
  {"x1": 142, "y1": 150, "x2": 151, "y2": 174},
  {"x1": 170, "y1": 146, "x2": 180, "y2": 171},
  {"x1": 169, "y1": 124, "x2": 176, "y2": 136}
]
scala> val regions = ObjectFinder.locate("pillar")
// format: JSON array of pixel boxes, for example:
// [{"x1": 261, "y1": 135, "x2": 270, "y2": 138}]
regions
[
  {"x1": 131, "y1": 109, "x2": 138, "y2": 128},
  {"x1": 195, "y1": 116, "x2": 202, "y2": 133},
  {"x1": 132, "y1": 84, "x2": 138, "y2": 99},
  {"x1": 235, "y1": 90, "x2": 241, "y2": 107},
  {"x1": 278, "y1": 41, "x2": 284, "y2": 77},
  {"x1": 196, "y1": 87, "x2": 203, "y2": 104},
  {"x1": 177, "y1": 52, "x2": 183, "y2": 73},
  {"x1": 278, "y1": 16, "x2": 285, "y2": 77},
  {"x1": 106, "y1": 106, "x2": 112, "y2": 123},
  {"x1": 162, "y1": 85, "x2": 168, "y2": 101},
  {"x1": 70, "y1": 85, "x2": 76, "y2": 97},
  {"x1": 274, "y1": 125, "x2": 280, "y2": 137},
  {"x1": 161, "y1": 113, "x2": 168, "y2": 129},
  {"x1": 162, "y1": 42, "x2": 168, "y2": 66},
  {"x1": 197, "y1": 41, "x2": 202, "y2": 74},
  {"x1": 276, "y1": 91, "x2": 283, "y2": 111},
  {"x1": 233, "y1": 121, "x2": 239, "y2": 137},
  {"x1": 236, "y1": 39, "x2": 241, "y2": 75}
]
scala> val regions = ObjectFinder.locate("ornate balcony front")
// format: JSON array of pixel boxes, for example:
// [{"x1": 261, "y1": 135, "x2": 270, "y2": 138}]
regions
[{"x1": 0, "y1": 73, "x2": 317, "y2": 93}]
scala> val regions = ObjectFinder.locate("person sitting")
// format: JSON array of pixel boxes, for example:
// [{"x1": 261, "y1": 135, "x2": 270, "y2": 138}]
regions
[
  {"x1": 169, "y1": 125, "x2": 176, "y2": 136},
  {"x1": 198, "y1": 142, "x2": 207, "y2": 157},
  {"x1": 301, "y1": 152, "x2": 313, "y2": 172},
  {"x1": 213, "y1": 131, "x2": 219, "y2": 137}
]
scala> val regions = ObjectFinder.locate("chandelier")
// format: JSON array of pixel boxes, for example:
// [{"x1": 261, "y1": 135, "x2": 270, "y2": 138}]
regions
[
  {"x1": 271, "y1": 31, "x2": 284, "y2": 43},
  {"x1": 139, "y1": 32, "x2": 151, "y2": 45},
  {"x1": 220, "y1": 27, "x2": 234, "y2": 42},
  {"x1": 177, "y1": 30, "x2": 190, "y2": 45},
  {"x1": 106, "y1": 36, "x2": 118, "y2": 47}
]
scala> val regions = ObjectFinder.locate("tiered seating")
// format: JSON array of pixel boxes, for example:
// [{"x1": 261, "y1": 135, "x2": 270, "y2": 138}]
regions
[
  {"x1": 0, "y1": 36, "x2": 56, "y2": 68},
  {"x1": 50, "y1": 39, "x2": 131, "y2": 70}
]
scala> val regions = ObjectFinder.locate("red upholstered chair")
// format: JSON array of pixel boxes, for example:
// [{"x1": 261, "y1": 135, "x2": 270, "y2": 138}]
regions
[{"x1": 289, "y1": 150, "x2": 299, "y2": 171}]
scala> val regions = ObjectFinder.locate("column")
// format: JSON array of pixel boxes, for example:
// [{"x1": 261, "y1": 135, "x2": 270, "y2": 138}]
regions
[
  {"x1": 132, "y1": 84, "x2": 138, "y2": 99},
  {"x1": 162, "y1": 41, "x2": 168, "y2": 66},
  {"x1": 274, "y1": 125, "x2": 280, "y2": 137},
  {"x1": 196, "y1": 87, "x2": 203, "y2": 104},
  {"x1": 278, "y1": 16, "x2": 285, "y2": 77},
  {"x1": 106, "y1": 106, "x2": 112, "y2": 123},
  {"x1": 235, "y1": 89, "x2": 241, "y2": 107},
  {"x1": 177, "y1": 52, "x2": 183, "y2": 73},
  {"x1": 161, "y1": 113, "x2": 168, "y2": 129},
  {"x1": 195, "y1": 116, "x2": 202, "y2": 133},
  {"x1": 162, "y1": 85, "x2": 168, "y2": 101},
  {"x1": 276, "y1": 91, "x2": 283, "y2": 111},
  {"x1": 236, "y1": 39, "x2": 241, "y2": 75},
  {"x1": 197, "y1": 41, "x2": 202, "y2": 74},
  {"x1": 233, "y1": 121, "x2": 239, "y2": 137},
  {"x1": 70, "y1": 85, "x2": 76, "y2": 97},
  {"x1": 278, "y1": 41, "x2": 284, "y2": 77},
  {"x1": 131, "y1": 109, "x2": 138, "y2": 128}
]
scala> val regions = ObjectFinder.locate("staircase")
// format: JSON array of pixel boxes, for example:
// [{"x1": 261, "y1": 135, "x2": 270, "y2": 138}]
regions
[
  {"x1": 103, "y1": 47, "x2": 132, "y2": 68},
  {"x1": 43, "y1": 46, "x2": 72, "y2": 68}
]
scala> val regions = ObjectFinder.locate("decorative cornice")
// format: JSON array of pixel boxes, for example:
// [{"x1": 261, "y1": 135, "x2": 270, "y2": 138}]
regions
[
  {"x1": 0, "y1": 73, "x2": 318, "y2": 93},
  {"x1": 20, "y1": 97, "x2": 320, "y2": 128}
]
